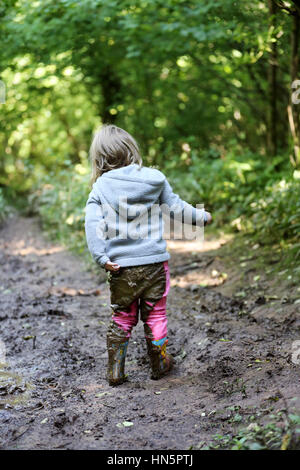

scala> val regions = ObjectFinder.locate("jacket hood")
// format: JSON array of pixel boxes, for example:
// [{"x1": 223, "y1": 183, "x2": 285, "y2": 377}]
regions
[{"x1": 93, "y1": 164, "x2": 165, "y2": 220}]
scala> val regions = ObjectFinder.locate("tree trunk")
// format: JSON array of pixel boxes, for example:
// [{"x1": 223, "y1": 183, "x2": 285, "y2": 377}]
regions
[
  {"x1": 288, "y1": 11, "x2": 300, "y2": 166},
  {"x1": 58, "y1": 112, "x2": 81, "y2": 163},
  {"x1": 100, "y1": 67, "x2": 121, "y2": 124},
  {"x1": 267, "y1": 0, "x2": 278, "y2": 156}
]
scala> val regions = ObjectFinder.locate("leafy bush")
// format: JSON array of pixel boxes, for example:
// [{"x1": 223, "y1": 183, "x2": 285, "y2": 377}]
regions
[
  {"x1": 33, "y1": 165, "x2": 90, "y2": 256},
  {"x1": 203, "y1": 413, "x2": 300, "y2": 450},
  {"x1": 167, "y1": 151, "x2": 300, "y2": 254},
  {"x1": 167, "y1": 150, "x2": 289, "y2": 223},
  {"x1": 247, "y1": 175, "x2": 300, "y2": 246}
]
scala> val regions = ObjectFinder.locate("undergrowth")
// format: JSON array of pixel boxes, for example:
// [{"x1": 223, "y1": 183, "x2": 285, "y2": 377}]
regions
[{"x1": 201, "y1": 412, "x2": 300, "y2": 450}]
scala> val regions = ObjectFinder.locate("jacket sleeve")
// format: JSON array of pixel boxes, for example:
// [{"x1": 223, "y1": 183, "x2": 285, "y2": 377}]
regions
[
  {"x1": 84, "y1": 188, "x2": 110, "y2": 268},
  {"x1": 159, "y1": 177, "x2": 208, "y2": 225}
]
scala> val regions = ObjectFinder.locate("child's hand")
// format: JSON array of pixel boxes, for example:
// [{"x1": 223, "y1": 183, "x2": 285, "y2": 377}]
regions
[
  {"x1": 205, "y1": 212, "x2": 212, "y2": 225},
  {"x1": 105, "y1": 261, "x2": 121, "y2": 272}
]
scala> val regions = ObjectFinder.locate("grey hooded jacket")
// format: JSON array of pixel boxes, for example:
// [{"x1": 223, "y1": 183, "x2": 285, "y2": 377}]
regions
[{"x1": 85, "y1": 164, "x2": 208, "y2": 268}]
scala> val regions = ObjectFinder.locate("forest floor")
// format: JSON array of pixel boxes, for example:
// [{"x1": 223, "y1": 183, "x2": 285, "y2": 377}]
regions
[{"x1": 0, "y1": 215, "x2": 300, "y2": 450}]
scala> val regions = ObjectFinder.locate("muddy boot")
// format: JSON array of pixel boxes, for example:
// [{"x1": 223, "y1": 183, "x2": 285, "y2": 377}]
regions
[
  {"x1": 106, "y1": 321, "x2": 129, "y2": 386},
  {"x1": 146, "y1": 338, "x2": 174, "y2": 380}
]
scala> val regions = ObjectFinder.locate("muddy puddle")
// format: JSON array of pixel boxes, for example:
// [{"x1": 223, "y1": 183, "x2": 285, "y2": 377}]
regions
[{"x1": 0, "y1": 367, "x2": 32, "y2": 407}]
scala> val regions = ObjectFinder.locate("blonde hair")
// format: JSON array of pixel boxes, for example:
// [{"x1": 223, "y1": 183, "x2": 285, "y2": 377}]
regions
[{"x1": 89, "y1": 124, "x2": 142, "y2": 183}]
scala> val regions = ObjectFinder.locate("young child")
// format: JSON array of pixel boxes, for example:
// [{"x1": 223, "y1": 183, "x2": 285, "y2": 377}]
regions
[{"x1": 85, "y1": 125, "x2": 212, "y2": 386}]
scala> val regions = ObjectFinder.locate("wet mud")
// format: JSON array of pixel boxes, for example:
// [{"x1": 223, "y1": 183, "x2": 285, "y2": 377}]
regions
[{"x1": 0, "y1": 216, "x2": 299, "y2": 449}]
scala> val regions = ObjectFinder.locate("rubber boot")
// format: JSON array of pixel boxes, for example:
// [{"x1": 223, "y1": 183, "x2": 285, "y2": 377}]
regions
[
  {"x1": 146, "y1": 338, "x2": 174, "y2": 380},
  {"x1": 106, "y1": 321, "x2": 129, "y2": 386}
]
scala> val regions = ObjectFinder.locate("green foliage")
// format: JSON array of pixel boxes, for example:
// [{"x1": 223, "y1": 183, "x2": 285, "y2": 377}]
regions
[
  {"x1": 0, "y1": 0, "x2": 295, "y2": 193},
  {"x1": 0, "y1": 0, "x2": 299, "y2": 264},
  {"x1": 247, "y1": 173, "x2": 300, "y2": 250},
  {"x1": 205, "y1": 422, "x2": 283, "y2": 450},
  {"x1": 0, "y1": 61, "x2": 98, "y2": 192},
  {"x1": 203, "y1": 413, "x2": 300, "y2": 450},
  {"x1": 168, "y1": 150, "x2": 285, "y2": 216},
  {"x1": 168, "y1": 149, "x2": 300, "y2": 258},
  {"x1": 34, "y1": 166, "x2": 90, "y2": 256}
]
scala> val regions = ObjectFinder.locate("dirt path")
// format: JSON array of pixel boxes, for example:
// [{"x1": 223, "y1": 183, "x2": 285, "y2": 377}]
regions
[{"x1": 0, "y1": 216, "x2": 299, "y2": 450}]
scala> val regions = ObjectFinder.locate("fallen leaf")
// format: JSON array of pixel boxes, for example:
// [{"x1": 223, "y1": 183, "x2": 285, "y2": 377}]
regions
[
  {"x1": 95, "y1": 392, "x2": 111, "y2": 398},
  {"x1": 122, "y1": 421, "x2": 133, "y2": 427},
  {"x1": 116, "y1": 421, "x2": 134, "y2": 428},
  {"x1": 235, "y1": 291, "x2": 246, "y2": 298}
]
